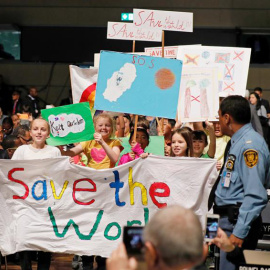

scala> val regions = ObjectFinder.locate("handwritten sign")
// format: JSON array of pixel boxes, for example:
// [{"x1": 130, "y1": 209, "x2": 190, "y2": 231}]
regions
[
  {"x1": 95, "y1": 51, "x2": 183, "y2": 118},
  {"x1": 107, "y1": 22, "x2": 162, "y2": 42},
  {"x1": 0, "y1": 155, "x2": 217, "y2": 256},
  {"x1": 133, "y1": 9, "x2": 193, "y2": 32},
  {"x1": 41, "y1": 102, "x2": 95, "y2": 146},
  {"x1": 144, "y1": 46, "x2": 179, "y2": 58}
]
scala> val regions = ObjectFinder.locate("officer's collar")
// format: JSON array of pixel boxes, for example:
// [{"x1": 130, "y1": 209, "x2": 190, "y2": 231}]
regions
[{"x1": 231, "y1": 123, "x2": 252, "y2": 146}]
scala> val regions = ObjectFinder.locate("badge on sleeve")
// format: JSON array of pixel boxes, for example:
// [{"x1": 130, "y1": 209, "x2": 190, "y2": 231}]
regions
[{"x1": 244, "y1": 149, "x2": 258, "y2": 168}]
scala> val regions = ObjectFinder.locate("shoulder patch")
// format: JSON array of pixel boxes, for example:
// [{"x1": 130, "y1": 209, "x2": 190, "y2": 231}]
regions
[{"x1": 243, "y1": 149, "x2": 258, "y2": 168}]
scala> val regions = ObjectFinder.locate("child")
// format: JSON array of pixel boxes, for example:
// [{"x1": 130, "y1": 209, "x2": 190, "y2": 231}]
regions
[
  {"x1": 61, "y1": 112, "x2": 123, "y2": 169},
  {"x1": 60, "y1": 112, "x2": 123, "y2": 270},
  {"x1": 118, "y1": 128, "x2": 149, "y2": 165},
  {"x1": 12, "y1": 118, "x2": 61, "y2": 270},
  {"x1": 170, "y1": 128, "x2": 193, "y2": 157},
  {"x1": 192, "y1": 121, "x2": 216, "y2": 158}
]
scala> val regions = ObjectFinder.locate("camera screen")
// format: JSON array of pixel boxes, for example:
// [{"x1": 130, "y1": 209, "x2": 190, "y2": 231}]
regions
[
  {"x1": 205, "y1": 217, "x2": 219, "y2": 239},
  {"x1": 123, "y1": 226, "x2": 144, "y2": 255}
]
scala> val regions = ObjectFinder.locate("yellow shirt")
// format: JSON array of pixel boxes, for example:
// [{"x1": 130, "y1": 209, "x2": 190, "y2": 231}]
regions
[{"x1": 80, "y1": 139, "x2": 123, "y2": 169}]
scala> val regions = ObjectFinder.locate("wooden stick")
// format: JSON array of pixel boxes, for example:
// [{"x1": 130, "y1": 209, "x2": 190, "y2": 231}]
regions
[
  {"x1": 132, "y1": 40, "x2": 136, "y2": 53},
  {"x1": 162, "y1": 30, "x2": 165, "y2": 57},
  {"x1": 133, "y1": 114, "x2": 139, "y2": 142}
]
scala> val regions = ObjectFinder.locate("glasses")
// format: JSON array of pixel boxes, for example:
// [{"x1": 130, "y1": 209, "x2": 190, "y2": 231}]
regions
[
  {"x1": 7, "y1": 147, "x2": 17, "y2": 151},
  {"x1": 2, "y1": 127, "x2": 12, "y2": 132}
]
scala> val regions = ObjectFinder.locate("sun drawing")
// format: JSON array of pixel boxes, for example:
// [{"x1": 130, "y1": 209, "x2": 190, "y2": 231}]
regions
[{"x1": 155, "y1": 68, "x2": 175, "y2": 90}]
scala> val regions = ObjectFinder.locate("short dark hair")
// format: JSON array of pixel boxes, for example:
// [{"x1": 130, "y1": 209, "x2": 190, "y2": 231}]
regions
[
  {"x1": 129, "y1": 128, "x2": 150, "y2": 144},
  {"x1": 2, "y1": 116, "x2": 13, "y2": 127},
  {"x1": 220, "y1": 95, "x2": 251, "y2": 124},
  {"x1": 192, "y1": 130, "x2": 208, "y2": 146},
  {"x1": 2, "y1": 135, "x2": 17, "y2": 149},
  {"x1": 254, "y1": 87, "x2": 262, "y2": 93}
]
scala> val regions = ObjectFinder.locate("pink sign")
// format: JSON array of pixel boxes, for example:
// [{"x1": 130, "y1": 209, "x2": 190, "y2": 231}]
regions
[
  {"x1": 133, "y1": 9, "x2": 193, "y2": 32},
  {"x1": 107, "y1": 22, "x2": 162, "y2": 42}
]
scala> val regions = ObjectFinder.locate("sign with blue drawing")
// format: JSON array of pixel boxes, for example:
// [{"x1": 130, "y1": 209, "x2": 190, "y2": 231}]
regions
[
  {"x1": 95, "y1": 51, "x2": 183, "y2": 118},
  {"x1": 41, "y1": 102, "x2": 95, "y2": 146}
]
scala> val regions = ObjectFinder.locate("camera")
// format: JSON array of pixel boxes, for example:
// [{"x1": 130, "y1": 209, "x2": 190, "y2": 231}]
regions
[{"x1": 123, "y1": 226, "x2": 144, "y2": 260}]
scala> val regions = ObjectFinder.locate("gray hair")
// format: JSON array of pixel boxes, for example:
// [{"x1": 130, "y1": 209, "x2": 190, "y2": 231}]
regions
[{"x1": 143, "y1": 205, "x2": 203, "y2": 268}]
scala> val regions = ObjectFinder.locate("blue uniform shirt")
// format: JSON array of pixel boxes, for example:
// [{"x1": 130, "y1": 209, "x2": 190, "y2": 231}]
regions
[{"x1": 215, "y1": 123, "x2": 270, "y2": 239}]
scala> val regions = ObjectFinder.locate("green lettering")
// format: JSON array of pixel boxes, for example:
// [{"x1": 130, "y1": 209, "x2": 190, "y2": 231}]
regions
[
  {"x1": 48, "y1": 207, "x2": 103, "y2": 240},
  {"x1": 104, "y1": 222, "x2": 121, "y2": 240}
]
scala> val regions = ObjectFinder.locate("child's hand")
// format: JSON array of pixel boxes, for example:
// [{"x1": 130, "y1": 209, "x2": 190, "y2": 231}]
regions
[
  {"x1": 205, "y1": 120, "x2": 215, "y2": 135},
  {"x1": 164, "y1": 145, "x2": 171, "y2": 156},
  {"x1": 130, "y1": 141, "x2": 138, "y2": 149},
  {"x1": 216, "y1": 160, "x2": 222, "y2": 171},
  {"x1": 94, "y1": 132, "x2": 104, "y2": 145},
  {"x1": 140, "y1": 153, "x2": 149, "y2": 159},
  {"x1": 69, "y1": 157, "x2": 75, "y2": 164},
  {"x1": 129, "y1": 151, "x2": 135, "y2": 160}
]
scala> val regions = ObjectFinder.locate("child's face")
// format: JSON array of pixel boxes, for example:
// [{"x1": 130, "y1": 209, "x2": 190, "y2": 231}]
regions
[
  {"x1": 95, "y1": 117, "x2": 112, "y2": 140},
  {"x1": 30, "y1": 119, "x2": 50, "y2": 144},
  {"x1": 12, "y1": 115, "x2": 21, "y2": 128},
  {"x1": 171, "y1": 133, "x2": 187, "y2": 157},
  {"x1": 192, "y1": 139, "x2": 206, "y2": 156},
  {"x1": 135, "y1": 131, "x2": 149, "y2": 150},
  {"x1": 213, "y1": 122, "x2": 223, "y2": 137}
]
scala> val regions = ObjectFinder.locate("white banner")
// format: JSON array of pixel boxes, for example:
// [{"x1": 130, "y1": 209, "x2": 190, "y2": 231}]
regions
[
  {"x1": 134, "y1": 9, "x2": 193, "y2": 32},
  {"x1": 0, "y1": 156, "x2": 217, "y2": 257},
  {"x1": 107, "y1": 22, "x2": 162, "y2": 42}
]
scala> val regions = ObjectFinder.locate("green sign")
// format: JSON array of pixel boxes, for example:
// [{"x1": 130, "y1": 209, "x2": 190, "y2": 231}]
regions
[
  {"x1": 121, "y1": 13, "x2": 133, "y2": 21},
  {"x1": 41, "y1": 102, "x2": 95, "y2": 146}
]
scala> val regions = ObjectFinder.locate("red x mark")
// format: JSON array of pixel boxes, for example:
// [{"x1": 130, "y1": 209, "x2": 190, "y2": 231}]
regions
[
  {"x1": 233, "y1": 51, "x2": 244, "y2": 61},
  {"x1": 224, "y1": 64, "x2": 235, "y2": 79},
  {"x1": 223, "y1": 82, "x2": 235, "y2": 91},
  {"x1": 185, "y1": 54, "x2": 199, "y2": 65},
  {"x1": 191, "y1": 95, "x2": 200, "y2": 102}
]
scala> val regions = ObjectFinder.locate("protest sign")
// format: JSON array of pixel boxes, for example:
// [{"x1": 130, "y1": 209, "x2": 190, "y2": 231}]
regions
[
  {"x1": 144, "y1": 45, "x2": 201, "y2": 58},
  {"x1": 107, "y1": 22, "x2": 162, "y2": 42},
  {"x1": 69, "y1": 65, "x2": 98, "y2": 115},
  {"x1": 133, "y1": 9, "x2": 193, "y2": 32},
  {"x1": 177, "y1": 46, "x2": 251, "y2": 97},
  {"x1": 178, "y1": 67, "x2": 219, "y2": 122},
  {"x1": 0, "y1": 155, "x2": 217, "y2": 257},
  {"x1": 41, "y1": 102, "x2": 95, "y2": 146},
  {"x1": 95, "y1": 51, "x2": 183, "y2": 119}
]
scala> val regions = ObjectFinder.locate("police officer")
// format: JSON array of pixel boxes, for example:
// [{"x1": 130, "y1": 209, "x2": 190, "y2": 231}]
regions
[{"x1": 211, "y1": 96, "x2": 270, "y2": 270}]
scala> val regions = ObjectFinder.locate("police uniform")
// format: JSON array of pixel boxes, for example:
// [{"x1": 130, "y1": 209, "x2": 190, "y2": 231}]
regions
[{"x1": 214, "y1": 123, "x2": 270, "y2": 269}]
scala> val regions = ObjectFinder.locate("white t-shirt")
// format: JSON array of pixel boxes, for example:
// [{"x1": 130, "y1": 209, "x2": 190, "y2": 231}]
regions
[{"x1": 12, "y1": 144, "x2": 61, "y2": 160}]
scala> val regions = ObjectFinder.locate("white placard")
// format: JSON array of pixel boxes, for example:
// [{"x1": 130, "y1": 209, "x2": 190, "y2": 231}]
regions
[
  {"x1": 107, "y1": 22, "x2": 162, "y2": 42},
  {"x1": 134, "y1": 9, "x2": 193, "y2": 32},
  {"x1": 177, "y1": 46, "x2": 251, "y2": 97}
]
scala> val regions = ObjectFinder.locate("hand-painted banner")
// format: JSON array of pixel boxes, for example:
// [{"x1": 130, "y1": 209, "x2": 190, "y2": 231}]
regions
[
  {"x1": 95, "y1": 51, "x2": 183, "y2": 118},
  {"x1": 133, "y1": 9, "x2": 193, "y2": 32},
  {"x1": 177, "y1": 46, "x2": 251, "y2": 97},
  {"x1": 69, "y1": 65, "x2": 98, "y2": 115},
  {"x1": 178, "y1": 67, "x2": 219, "y2": 122},
  {"x1": 0, "y1": 156, "x2": 217, "y2": 257},
  {"x1": 41, "y1": 102, "x2": 95, "y2": 146},
  {"x1": 107, "y1": 22, "x2": 162, "y2": 42}
]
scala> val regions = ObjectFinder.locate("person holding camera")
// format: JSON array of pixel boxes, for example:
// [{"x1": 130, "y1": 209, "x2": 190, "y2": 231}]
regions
[
  {"x1": 208, "y1": 96, "x2": 270, "y2": 270},
  {"x1": 106, "y1": 205, "x2": 207, "y2": 270}
]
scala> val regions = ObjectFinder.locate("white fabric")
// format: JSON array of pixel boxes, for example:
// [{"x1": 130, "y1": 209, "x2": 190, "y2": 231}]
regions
[
  {"x1": 12, "y1": 144, "x2": 61, "y2": 160},
  {"x1": 0, "y1": 155, "x2": 217, "y2": 257}
]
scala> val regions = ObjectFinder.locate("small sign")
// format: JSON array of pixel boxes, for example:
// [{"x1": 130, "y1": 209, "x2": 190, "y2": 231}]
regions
[{"x1": 121, "y1": 13, "x2": 133, "y2": 21}]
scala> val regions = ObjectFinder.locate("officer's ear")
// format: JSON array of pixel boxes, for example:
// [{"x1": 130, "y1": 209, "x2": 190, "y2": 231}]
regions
[{"x1": 223, "y1": 113, "x2": 231, "y2": 125}]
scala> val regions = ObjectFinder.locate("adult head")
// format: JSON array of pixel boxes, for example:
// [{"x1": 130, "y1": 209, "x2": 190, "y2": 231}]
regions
[
  {"x1": 11, "y1": 114, "x2": 21, "y2": 128},
  {"x1": 12, "y1": 90, "x2": 21, "y2": 101},
  {"x1": 219, "y1": 95, "x2": 251, "y2": 137},
  {"x1": 13, "y1": 125, "x2": 32, "y2": 145},
  {"x1": 143, "y1": 205, "x2": 205, "y2": 270},
  {"x1": 249, "y1": 92, "x2": 261, "y2": 110},
  {"x1": 2, "y1": 135, "x2": 21, "y2": 158},
  {"x1": 29, "y1": 87, "x2": 38, "y2": 98},
  {"x1": 254, "y1": 87, "x2": 263, "y2": 98}
]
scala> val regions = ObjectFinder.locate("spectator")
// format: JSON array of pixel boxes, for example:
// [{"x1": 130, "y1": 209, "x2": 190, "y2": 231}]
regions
[
  {"x1": 11, "y1": 114, "x2": 21, "y2": 129},
  {"x1": 254, "y1": 87, "x2": 270, "y2": 117},
  {"x1": 2, "y1": 135, "x2": 21, "y2": 159},
  {"x1": 2, "y1": 117, "x2": 14, "y2": 137},
  {"x1": 11, "y1": 90, "x2": 23, "y2": 115},
  {"x1": 0, "y1": 106, "x2": 7, "y2": 125},
  {"x1": 106, "y1": 205, "x2": 207, "y2": 270},
  {"x1": 13, "y1": 125, "x2": 32, "y2": 145},
  {"x1": 24, "y1": 87, "x2": 40, "y2": 118}
]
